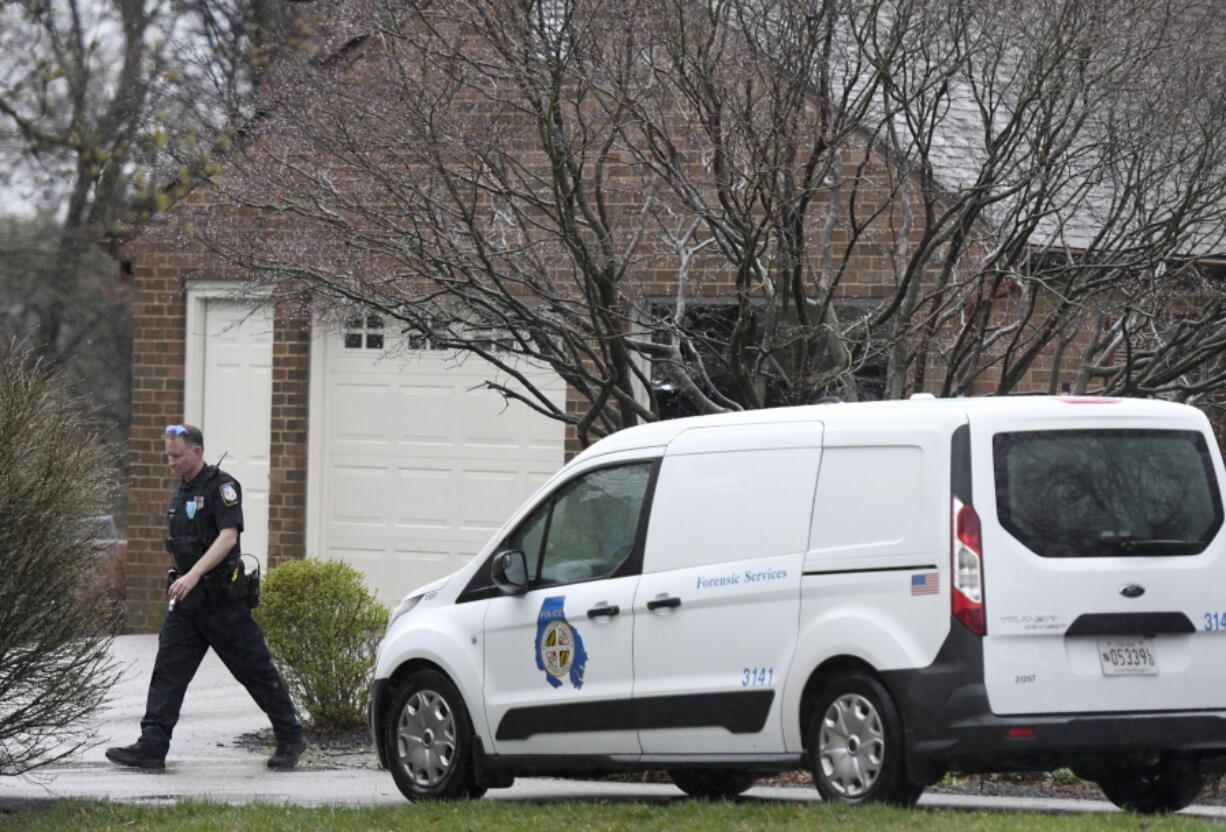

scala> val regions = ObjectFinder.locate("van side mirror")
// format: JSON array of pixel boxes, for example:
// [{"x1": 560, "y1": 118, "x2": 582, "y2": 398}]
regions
[{"x1": 491, "y1": 549, "x2": 530, "y2": 595}]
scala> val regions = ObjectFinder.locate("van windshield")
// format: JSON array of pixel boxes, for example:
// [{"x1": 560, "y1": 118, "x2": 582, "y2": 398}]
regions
[{"x1": 993, "y1": 429, "x2": 1223, "y2": 557}]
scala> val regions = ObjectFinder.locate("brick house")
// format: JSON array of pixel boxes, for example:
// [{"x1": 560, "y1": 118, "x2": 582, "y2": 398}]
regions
[{"x1": 117, "y1": 5, "x2": 1226, "y2": 631}]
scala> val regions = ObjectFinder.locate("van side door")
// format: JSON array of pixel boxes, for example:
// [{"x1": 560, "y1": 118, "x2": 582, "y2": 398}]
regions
[
  {"x1": 482, "y1": 459, "x2": 657, "y2": 757},
  {"x1": 632, "y1": 422, "x2": 821, "y2": 754}
]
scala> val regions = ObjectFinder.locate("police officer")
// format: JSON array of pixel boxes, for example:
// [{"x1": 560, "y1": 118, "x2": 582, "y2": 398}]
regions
[{"x1": 106, "y1": 424, "x2": 307, "y2": 771}]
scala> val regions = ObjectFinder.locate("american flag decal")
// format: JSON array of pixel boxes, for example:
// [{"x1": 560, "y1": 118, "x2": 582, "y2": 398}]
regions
[{"x1": 911, "y1": 572, "x2": 939, "y2": 596}]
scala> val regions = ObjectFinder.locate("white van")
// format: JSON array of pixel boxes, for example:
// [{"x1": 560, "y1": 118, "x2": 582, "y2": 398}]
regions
[{"x1": 368, "y1": 396, "x2": 1226, "y2": 812}]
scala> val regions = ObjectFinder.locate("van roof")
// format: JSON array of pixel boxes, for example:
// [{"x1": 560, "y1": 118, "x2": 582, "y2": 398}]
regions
[{"x1": 572, "y1": 396, "x2": 1206, "y2": 463}]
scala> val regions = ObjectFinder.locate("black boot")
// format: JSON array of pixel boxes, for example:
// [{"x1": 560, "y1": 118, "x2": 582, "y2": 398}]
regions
[
  {"x1": 268, "y1": 735, "x2": 308, "y2": 770},
  {"x1": 105, "y1": 741, "x2": 166, "y2": 770}
]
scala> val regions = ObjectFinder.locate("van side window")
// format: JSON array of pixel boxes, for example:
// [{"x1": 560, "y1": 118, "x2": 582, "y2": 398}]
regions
[
  {"x1": 509, "y1": 462, "x2": 654, "y2": 586},
  {"x1": 505, "y1": 505, "x2": 548, "y2": 566}
]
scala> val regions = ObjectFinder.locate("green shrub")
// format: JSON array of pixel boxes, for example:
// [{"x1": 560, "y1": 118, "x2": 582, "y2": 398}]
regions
[{"x1": 256, "y1": 559, "x2": 388, "y2": 732}]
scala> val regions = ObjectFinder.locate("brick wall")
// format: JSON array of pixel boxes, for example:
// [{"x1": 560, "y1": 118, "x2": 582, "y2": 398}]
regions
[
  {"x1": 123, "y1": 228, "x2": 190, "y2": 631},
  {"x1": 268, "y1": 311, "x2": 311, "y2": 568}
]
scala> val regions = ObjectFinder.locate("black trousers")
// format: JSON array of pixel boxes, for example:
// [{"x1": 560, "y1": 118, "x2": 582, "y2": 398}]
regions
[{"x1": 140, "y1": 589, "x2": 301, "y2": 754}]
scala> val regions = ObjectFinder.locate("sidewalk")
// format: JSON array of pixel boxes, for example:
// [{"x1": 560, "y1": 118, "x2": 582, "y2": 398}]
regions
[{"x1": 1, "y1": 634, "x2": 404, "y2": 807}]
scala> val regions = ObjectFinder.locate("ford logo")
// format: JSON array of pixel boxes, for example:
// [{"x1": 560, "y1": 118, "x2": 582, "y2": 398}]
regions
[{"x1": 1120, "y1": 584, "x2": 1145, "y2": 599}]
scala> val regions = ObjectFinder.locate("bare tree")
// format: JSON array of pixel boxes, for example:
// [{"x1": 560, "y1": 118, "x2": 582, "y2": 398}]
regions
[
  {"x1": 0, "y1": 213, "x2": 129, "y2": 439},
  {"x1": 192, "y1": 0, "x2": 1226, "y2": 445},
  {"x1": 0, "y1": 0, "x2": 310, "y2": 516}
]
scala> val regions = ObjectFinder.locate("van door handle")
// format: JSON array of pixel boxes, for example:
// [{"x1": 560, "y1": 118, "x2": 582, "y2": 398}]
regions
[
  {"x1": 586, "y1": 603, "x2": 621, "y2": 619},
  {"x1": 646, "y1": 595, "x2": 682, "y2": 611}
]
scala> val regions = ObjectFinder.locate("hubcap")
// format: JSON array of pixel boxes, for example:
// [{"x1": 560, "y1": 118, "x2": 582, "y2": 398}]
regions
[
  {"x1": 396, "y1": 689, "x2": 458, "y2": 788},
  {"x1": 818, "y1": 692, "x2": 885, "y2": 798}
]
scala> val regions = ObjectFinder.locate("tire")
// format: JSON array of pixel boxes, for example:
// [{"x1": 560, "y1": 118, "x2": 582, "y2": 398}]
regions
[
  {"x1": 384, "y1": 669, "x2": 480, "y2": 801},
  {"x1": 1096, "y1": 758, "x2": 1204, "y2": 814},
  {"x1": 808, "y1": 672, "x2": 923, "y2": 807},
  {"x1": 668, "y1": 768, "x2": 756, "y2": 800}
]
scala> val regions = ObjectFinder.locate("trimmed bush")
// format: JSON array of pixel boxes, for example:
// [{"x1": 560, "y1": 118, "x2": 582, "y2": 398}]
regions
[{"x1": 256, "y1": 558, "x2": 388, "y2": 732}]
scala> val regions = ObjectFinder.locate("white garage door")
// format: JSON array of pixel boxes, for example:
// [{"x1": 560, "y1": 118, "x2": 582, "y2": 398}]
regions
[{"x1": 311, "y1": 320, "x2": 566, "y2": 606}]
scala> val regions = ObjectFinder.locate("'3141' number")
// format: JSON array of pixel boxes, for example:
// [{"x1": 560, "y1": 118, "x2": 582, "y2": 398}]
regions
[{"x1": 741, "y1": 667, "x2": 774, "y2": 687}]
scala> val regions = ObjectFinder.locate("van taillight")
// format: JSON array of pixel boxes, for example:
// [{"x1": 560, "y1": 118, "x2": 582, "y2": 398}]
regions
[{"x1": 952, "y1": 497, "x2": 986, "y2": 635}]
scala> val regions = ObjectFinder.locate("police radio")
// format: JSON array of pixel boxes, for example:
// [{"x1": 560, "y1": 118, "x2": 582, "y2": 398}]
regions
[{"x1": 240, "y1": 553, "x2": 261, "y2": 609}]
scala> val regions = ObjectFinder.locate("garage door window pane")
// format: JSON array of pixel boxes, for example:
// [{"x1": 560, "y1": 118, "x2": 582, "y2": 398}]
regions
[
  {"x1": 537, "y1": 463, "x2": 652, "y2": 586},
  {"x1": 343, "y1": 315, "x2": 385, "y2": 350}
]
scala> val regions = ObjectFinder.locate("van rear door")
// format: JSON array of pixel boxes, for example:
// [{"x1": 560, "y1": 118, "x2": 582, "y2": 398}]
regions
[{"x1": 972, "y1": 401, "x2": 1226, "y2": 716}]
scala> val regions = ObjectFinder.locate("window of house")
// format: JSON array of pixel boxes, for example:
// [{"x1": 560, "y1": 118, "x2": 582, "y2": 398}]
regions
[{"x1": 646, "y1": 301, "x2": 886, "y2": 418}]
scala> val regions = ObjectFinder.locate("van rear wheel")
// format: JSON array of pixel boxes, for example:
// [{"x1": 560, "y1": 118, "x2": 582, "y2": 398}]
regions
[
  {"x1": 668, "y1": 768, "x2": 755, "y2": 800},
  {"x1": 809, "y1": 672, "x2": 922, "y2": 807},
  {"x1": 385, "y1": 669, "x2": 480, "y2": 801},
  {"x1": 1096, "y1": 758, "x2": 1204, "y2": 814}
]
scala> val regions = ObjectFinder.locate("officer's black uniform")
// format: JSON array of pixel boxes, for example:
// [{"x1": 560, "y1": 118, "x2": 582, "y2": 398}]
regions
[{"x1": 138, "y1": 464, "x2": 302, "y2": 758}]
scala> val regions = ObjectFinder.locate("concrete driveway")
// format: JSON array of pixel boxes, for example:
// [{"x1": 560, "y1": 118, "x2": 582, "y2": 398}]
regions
[
  {"x1": 0, "y1": 634, "x2": 405, "y2": 807},
  {"x1": 3, "y1": 634, "x2": 1226, "y2": 819}
]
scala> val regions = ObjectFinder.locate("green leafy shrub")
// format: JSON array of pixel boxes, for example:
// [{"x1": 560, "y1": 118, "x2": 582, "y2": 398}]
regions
[
  {"x1": 256, "y1": 558, "x2": 388, "y2": 732},
  {"x1": 0, "y1": 343, "x2": 122, "y2": 774}
]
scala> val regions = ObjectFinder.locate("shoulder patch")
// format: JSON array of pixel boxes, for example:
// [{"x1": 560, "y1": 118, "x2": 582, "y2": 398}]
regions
[{"x1": 220, "y1": 482, "x2": 239, "y2": 506}]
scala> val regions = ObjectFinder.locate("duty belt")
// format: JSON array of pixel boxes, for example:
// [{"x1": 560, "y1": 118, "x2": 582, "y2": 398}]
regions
[{"x1": 167, "y1": 558, "x2": 246, "y2": 601}]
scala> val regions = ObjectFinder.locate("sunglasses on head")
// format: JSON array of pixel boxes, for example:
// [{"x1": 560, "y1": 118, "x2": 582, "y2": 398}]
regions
[{"x1": 164, "y1": 425, "x2": 202, "y2": 445}]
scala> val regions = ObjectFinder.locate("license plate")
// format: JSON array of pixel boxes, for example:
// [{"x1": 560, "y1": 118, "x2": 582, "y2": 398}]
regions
[{"x1": 1097, "y1": 638, "x2": 1159, "y2": 676}]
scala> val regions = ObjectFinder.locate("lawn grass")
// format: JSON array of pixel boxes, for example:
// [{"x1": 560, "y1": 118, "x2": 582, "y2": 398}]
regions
[{"x1": 0, "y1": 799, "x2": 1221, "y2": 832}]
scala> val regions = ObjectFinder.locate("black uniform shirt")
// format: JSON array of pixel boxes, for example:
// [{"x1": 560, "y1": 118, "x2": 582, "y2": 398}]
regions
[{"x1": 166, "y1": 465, "x2": 244, "y2": 572}]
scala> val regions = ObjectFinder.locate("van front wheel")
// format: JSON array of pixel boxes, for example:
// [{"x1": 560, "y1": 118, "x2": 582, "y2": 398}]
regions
[
  {"x1": 1096, "y1": 758, "x2": 1204, "y2": 814},
  {"x1": 809, "y1": 672, "x2": 922, "y2": 807},
  {"x1": 385, "y1": 669, "x2": 479, "y2": 801}
]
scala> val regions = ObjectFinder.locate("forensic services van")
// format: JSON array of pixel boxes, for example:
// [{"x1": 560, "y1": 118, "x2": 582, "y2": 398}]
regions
[{"x1": 368, "y1": 396, "x2": 1226, "y2": 812}]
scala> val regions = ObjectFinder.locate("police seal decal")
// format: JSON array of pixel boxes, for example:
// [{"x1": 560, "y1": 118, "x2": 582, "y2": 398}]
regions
[
  {"x1": 221, "y1": 483, "x2": 238, "y2": 506},
  {"x1": 534, "y1": 596, "x2": 588, "y2": 689}
]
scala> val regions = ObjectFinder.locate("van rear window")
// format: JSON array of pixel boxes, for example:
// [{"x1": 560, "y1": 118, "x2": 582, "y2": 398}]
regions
[{"x1": 993, "y1": 429, "x2": 1223, "y2": 557}]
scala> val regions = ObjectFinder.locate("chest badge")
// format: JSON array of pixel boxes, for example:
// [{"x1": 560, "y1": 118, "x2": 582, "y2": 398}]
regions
[
  {"x1": 534, "y1": 597, "x2": 588, "y2": 690},
  {"x1": 185, "y1": 497, "x2": 198, "y2": 520}
]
